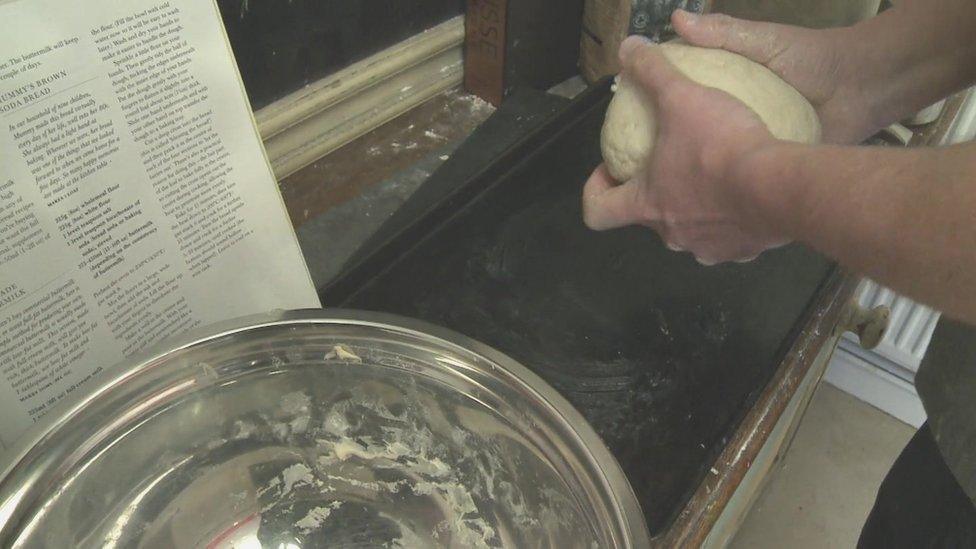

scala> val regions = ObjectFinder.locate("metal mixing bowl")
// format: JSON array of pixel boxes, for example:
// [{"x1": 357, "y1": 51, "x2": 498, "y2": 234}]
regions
[{"x1": 0, "y1": 310, "x2": 649, "y2": 548}]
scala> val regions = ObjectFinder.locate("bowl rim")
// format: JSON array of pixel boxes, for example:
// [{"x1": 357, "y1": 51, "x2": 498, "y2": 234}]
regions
[{"x1": 0, "y1": 308, "x2": 650, "y2": 547}]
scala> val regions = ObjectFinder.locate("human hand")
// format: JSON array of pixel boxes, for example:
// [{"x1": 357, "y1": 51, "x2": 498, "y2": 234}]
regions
[
  {"x1": 672, "y1": 9, "x2": 874, "y2": 144},
  {"x1": 582, "y1": 36, "x2": 789, "y2": 265}
]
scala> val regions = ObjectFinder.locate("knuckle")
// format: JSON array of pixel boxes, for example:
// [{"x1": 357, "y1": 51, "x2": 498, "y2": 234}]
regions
[
  {"x1": 695, "y1": 255, "x2": 718, "y2": 267},
  {"x1": 581, "y1": 198, "x2": 606, "y2": 225},
  {"x1": 710, "y1": 13, "x2": 733, "y2": 25},
  {"x1": 629, "y1": 49, "x2": 657, "y2": 76},
  {"x1": 636, "y1": 203, "x2": 660, "y2": 225},
  {"x1": 580, "y1": 200, "x2": 604, "y2": 229},
  {"x1": 705, "y1": 13, "x2": 733, "y2": 33},
  {"x1": 714, "y1": 15, "x2": 741, "y2": 45}
]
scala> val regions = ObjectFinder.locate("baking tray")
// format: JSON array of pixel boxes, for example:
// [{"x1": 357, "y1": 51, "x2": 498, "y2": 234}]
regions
[{"x1": 322, "y1": 82, "x2": 835, "y2": 535}]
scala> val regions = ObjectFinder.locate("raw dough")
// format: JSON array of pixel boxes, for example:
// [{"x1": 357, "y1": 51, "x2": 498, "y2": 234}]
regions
[{"x1": 600, "y1": 42, "x2": 821, "y2": 182}]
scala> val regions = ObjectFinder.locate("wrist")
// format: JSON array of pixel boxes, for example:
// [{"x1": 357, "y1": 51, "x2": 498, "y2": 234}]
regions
[
  {"x1": 726, "y1": 141, "x2": 806, "y2": 239},
  {"x1": 819, "y1": 24, "x2": 895, "y2": 141},
  {"x1": 831, "y1": 4, "x2": 976, "y2": 136}
]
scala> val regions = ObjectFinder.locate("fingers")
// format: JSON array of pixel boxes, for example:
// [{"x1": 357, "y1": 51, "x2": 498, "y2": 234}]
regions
[
  {"x1": 582, "y1": 167, "x2": 776, "y2": 262},
  {"x1": 666, "y1": 221, "x2": 780, "y2": 265},
  {"x1": 582, "y1": 165, "x2": 658, "y2": 231},
  {"x1": 734, "y1": 254, "x2": 761, "y2": 264},
  {"x1": 670, "y1": 10, "x2": 734, "y2": 49},
  {"x1": 696, "y1": 247, "x2": 763, "y2": 266},
  {"x1": 671, "y1": 10, "x2": 787, "y2": 65},
  {"x1": 617, "y1": 36, "x2": 695, "y2": 102}
]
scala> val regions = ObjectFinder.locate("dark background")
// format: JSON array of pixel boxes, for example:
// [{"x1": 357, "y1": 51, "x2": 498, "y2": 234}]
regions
[{"x1": 217, "y1": 0, "x2": 464, "y2": 110}]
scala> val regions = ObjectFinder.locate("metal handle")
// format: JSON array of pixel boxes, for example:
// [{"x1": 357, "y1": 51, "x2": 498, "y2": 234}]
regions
[{"x1": 841, "y1": 301, "x2": 890, "y2": 350}]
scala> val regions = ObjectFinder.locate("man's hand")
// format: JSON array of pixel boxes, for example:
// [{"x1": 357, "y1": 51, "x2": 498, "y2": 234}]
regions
[
  {"x1": 582, "y1": 36, "x2": 787, "y2": 265},
  {"x1": 671, "y1": 10, "x2": 872, "y2": 144},
  {"x1": 584, "y1": 2, "x2": 976, "y2": 323}
]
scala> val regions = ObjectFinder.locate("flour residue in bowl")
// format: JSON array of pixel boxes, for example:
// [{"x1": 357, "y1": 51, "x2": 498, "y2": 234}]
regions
[
  {"x1": 229, "y1": 354, "x2": 596, "y2": 548},
  {"x1": 294, "y1": 502, "x2": 343, "y2": 534}
]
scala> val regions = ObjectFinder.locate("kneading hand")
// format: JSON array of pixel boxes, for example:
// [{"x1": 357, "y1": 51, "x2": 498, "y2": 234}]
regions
[
  {"x1": 582, "y1": 36, "x2": 789, "y2": 265},
  {"x1": 671, "y1": 10, "x2": 872, "y2": 144}
]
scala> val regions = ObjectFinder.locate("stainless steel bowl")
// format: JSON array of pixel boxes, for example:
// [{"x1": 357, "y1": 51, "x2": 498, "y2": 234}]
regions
[{"x1": 0, "y1": 310, "x2": 649, "y2": 548}]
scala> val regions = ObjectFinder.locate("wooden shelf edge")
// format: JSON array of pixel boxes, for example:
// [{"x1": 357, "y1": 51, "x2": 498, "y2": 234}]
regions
[
  {"x1": 255, "y1": 16, "x2": 465, "y2": 180},
  {"x1": 655, "y1": 271, "x2": 859, "y2": 548}
]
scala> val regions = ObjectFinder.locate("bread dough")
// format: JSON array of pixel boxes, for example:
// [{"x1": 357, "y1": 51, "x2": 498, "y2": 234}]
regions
[{"x1": 600, "y1": 42, "x2": 821, "y2": 182}]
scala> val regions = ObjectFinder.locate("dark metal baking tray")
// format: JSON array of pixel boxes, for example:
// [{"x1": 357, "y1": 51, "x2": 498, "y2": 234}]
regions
[{"x1": 322, "y1": 82, "x2": 835, "y2": 535}]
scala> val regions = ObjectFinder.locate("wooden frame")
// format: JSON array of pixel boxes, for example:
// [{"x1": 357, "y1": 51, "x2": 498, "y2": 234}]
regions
[
  {"x1": 255, "y1": 16, "x2": 464, "y2": 180},
  {"x1": 657, "y1": 271, "x2": 859, "y2": 547}
]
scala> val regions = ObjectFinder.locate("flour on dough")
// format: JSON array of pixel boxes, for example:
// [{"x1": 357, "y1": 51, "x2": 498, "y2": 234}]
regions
[{"x1": 600, "y1": 42, "x2": 821, "y2": 182}]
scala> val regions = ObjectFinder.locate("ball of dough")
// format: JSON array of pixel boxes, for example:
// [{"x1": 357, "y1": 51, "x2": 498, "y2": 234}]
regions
[{"x1": 600, "y1": 42, "x2": 822, "y2": 182}]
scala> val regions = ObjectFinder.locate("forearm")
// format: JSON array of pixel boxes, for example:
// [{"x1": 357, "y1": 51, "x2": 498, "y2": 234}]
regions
[
  {"x1": 737, "y1": 141, "x2": 976, "y2": 323},
  {"x1": 839, "y1": 0, "x2": 976, "y2": 129}
]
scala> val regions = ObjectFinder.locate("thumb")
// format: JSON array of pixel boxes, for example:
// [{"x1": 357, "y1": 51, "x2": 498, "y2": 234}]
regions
[
  {"x1": 671, "y1": 10, "x2": 787, "y2": 65},
  {"x1": 618, "y1": 36, "x2": 695, "y2": 102},
  {"x1": 582, "y1": 165, "x2": 658, "y2": 230}
]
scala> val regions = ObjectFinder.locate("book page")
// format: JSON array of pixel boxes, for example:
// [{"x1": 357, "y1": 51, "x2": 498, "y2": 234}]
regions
[{"x1": 0, "y1": 0, "x2": 320, "y2": 447}]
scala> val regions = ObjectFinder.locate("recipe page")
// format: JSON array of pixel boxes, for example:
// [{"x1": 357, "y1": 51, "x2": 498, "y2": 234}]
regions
[{"x1": 0, "y1": 0, "x2": 319, "y2": 447}]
